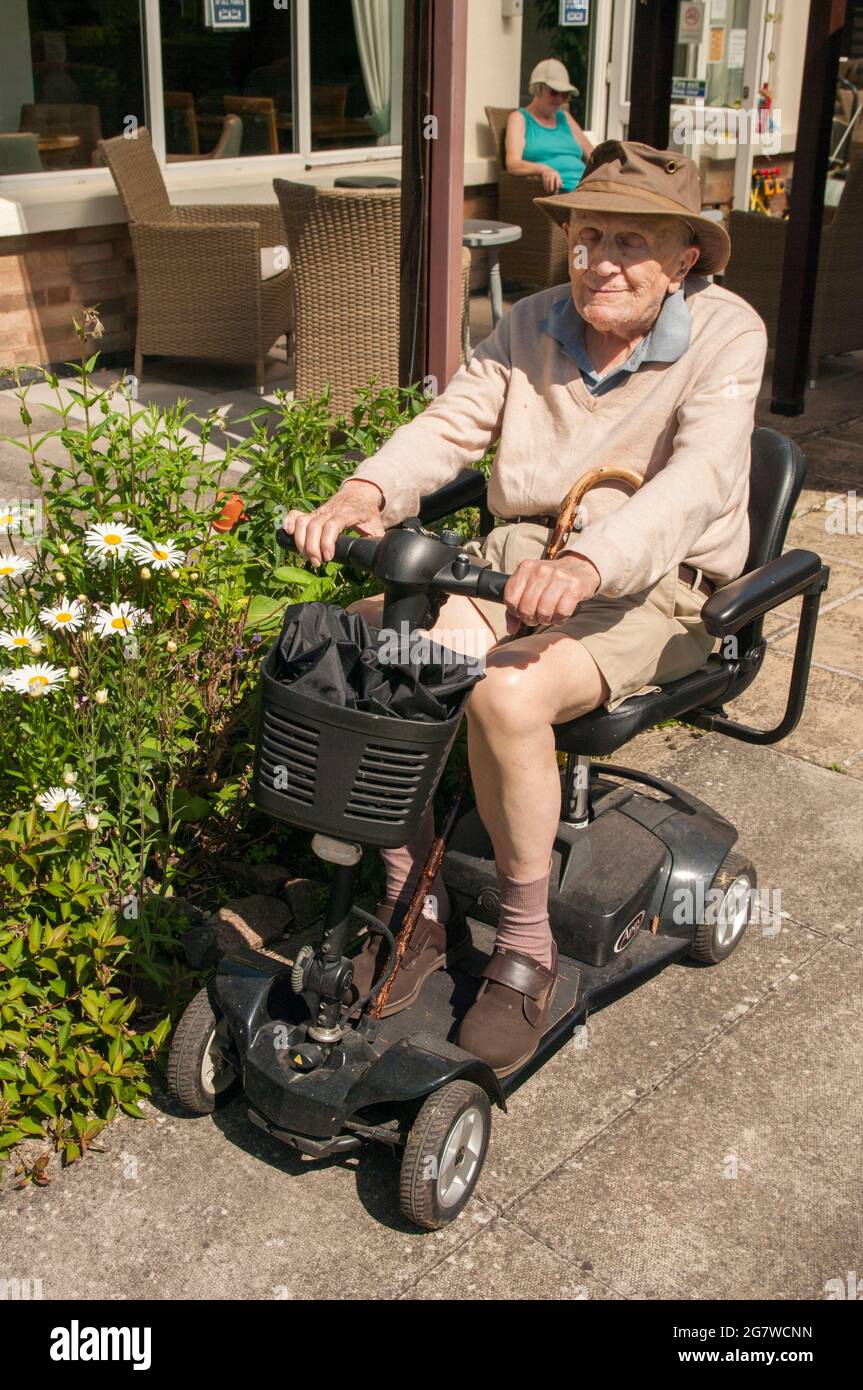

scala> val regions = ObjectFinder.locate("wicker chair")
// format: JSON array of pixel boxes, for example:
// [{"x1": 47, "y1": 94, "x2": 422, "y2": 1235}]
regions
[
  {"x1": 98, "y1": 128, "x2": 292, "y2": 393},
  {"x1": 273, "y1": 180, "x2": 471, "y2": 414},
  {"x1": 723, "y1": 154, "x2": 863, "y2": 382},
  {"x1": 485, "y1": 105, "x2": 568, "y2": 290}
]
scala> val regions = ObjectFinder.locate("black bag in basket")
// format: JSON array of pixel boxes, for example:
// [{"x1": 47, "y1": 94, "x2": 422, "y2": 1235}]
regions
[{"x1": 272, "y1": 601, "x2": 485, "y2": 721}]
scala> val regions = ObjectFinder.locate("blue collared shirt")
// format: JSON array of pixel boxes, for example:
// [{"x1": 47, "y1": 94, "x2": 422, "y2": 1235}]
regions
[{"x1": 540, "y1": 288, "x2": 693, "y2": 396}]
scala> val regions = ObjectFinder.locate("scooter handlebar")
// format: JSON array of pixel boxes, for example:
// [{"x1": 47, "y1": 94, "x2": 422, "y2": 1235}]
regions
[
  {"x1": 276, "y1": 523, "x2": 380, "y2": 572},
  {"x1": 275, "y1": 523, "x2": 511, "y2": 605}
]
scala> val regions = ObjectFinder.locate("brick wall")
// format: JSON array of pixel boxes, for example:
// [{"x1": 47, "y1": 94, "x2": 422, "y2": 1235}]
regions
[{"x1": 0, "y1": 224, "x2": 137, "y2": 372}]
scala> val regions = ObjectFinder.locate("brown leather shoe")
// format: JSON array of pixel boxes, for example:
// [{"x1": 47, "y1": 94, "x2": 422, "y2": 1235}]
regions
[
  {"x1": 456, "y1": 941, "x2": 558, "y2": 1078},
  {"x1": 345, "y1": 901, "x2": 471, "y2": 1017}
]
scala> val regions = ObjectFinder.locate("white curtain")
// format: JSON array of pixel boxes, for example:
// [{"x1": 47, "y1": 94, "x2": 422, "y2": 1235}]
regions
[{"x1": 351, "y1": 0, "x2": 392, "y2": 141}]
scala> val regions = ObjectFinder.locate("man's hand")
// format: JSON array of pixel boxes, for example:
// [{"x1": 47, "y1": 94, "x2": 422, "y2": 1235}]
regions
[
  {"x1": 503, "y1": 553, "x2": 600, "y2": 635},
  {"x1": 282, "y1": 480, "x2": 386, "y2": 568}
]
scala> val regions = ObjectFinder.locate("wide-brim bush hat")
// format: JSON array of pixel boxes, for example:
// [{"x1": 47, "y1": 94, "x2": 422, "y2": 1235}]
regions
[
  {"x1": 529, "y1": 58, "x2": 579, "y2": 97},
  {"x1": 534, "y1": 139, "x2": 731, "y2": 276}
]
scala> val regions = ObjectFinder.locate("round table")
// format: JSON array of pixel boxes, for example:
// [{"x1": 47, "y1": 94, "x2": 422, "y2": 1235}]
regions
[
  {"x1": 333, "y1": 174, "x2": 401, "y2": 189},
  {"x1": 36, "y1": 134, "x2": 81, "y2": 153},
  {"x1": 462, "y1": 218, "x2": 522, "y2": 328}
]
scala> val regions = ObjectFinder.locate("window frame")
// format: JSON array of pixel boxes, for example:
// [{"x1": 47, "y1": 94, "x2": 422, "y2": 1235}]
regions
[{"x1": 0, "y1": 0, "x2": 402, "y2": 200}]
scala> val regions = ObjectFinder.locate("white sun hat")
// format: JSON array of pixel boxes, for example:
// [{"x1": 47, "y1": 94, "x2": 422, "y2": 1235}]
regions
[{"x1": 529, "y1": 58, "x2": 579, "y2": 97}]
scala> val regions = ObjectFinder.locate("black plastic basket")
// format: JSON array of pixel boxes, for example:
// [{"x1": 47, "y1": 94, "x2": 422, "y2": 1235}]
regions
[{"x1": 252, "y1": 644, "x2": 468, "y2": 848}]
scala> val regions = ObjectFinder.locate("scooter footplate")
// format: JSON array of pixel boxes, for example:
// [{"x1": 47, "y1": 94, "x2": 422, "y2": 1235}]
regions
[{"x1": 374, "y1": 917, "x2": 582, "y2": 1051}]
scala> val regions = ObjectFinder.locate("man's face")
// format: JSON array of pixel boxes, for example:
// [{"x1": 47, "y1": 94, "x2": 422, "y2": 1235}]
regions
[{"x1": 565, "y1": 212, "x2": 700, "y2": 336}]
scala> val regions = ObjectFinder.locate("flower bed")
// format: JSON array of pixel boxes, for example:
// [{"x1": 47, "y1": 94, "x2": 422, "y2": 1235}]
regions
[{"x1": 0, "y1": 316, "x2": 461, "y2": 1183}]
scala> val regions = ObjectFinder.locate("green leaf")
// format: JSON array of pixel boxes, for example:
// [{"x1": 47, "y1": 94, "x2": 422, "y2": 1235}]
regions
[
  {"x1": 272, "y1": 565, "x2": 315, "y2": 587},
  {"x1": 245, "y1": 594, "x2": 286, "y2": 631}
]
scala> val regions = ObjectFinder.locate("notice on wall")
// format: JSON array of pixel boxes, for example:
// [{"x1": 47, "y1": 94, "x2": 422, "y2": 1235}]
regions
[
  {"x1": 560, "y1": 0, "x2": 590, "y2": 25},
  {"x1": 727, "y1": 28, "x2": 747, "y2": 69},
  {"x1": 671, "y1": 76, "x2": 707, "y2": 100},
  {"x1": 710, "y1": 0, "x2": 727, "y2": 20},
  {"x1": 708, "y1": 26, "x2": 725, "y2": 63},
  {"x1": 678, "y1": 2, "x2": 706, "y2": 45},
  {"x1": 206, "y1": 0, "x2": 251, "y2": 29}
]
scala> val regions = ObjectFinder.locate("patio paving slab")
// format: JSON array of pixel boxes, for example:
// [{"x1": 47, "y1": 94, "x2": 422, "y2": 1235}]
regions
[
  {"x1": 0, "y1": 1076, "x2": 502, "y2": 1301},
  {"x1": 505, "y1": 941, "x2": 862, "y2": 1300},
  {"x1": 400, "y1": 1211, "x2": 622, "y2": 1300}
]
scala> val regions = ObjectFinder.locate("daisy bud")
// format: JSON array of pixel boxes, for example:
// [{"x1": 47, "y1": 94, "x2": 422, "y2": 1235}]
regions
[
  {"x1": 140, "y1": 567, "x2": 152, "y2": 581},
  {"x1": 55, "y1": 573, "x2": 66, "y2": 588},
  {"x1": 59, "y1": 543, "x2": 70, "y2": 557},
  {"x1": 76, "y1": 594, "x2": 88, "y2": 604},
  {"x1": 63, "y1": 770, "x2": 77, "y2": 785},
  {"x1": 166, "y1": 639, "x2": 178, "y2": 653},
  {"x1": 29, "y1": 639, "x2": 44, "y2": 655},
  {"x1": 170, "y1": 570, "x2": 181, "y2": 581},
  {"x1": 189, "y1": 571, "x2": 199, "y2": 581},
  {"x1": 94, "y1": 688, "x2": 108, "y2": 705},
  {"x1": 85, "y1": 813, "x2": 99, "y2": 831},
  {"x1": 68, "y1": 666, "x2": 80, "y2": 681}
]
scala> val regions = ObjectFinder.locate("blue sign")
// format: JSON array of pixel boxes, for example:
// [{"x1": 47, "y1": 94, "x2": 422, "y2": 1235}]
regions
[
  {"x1": 671, "y1": 77, "x2": 707, "y2": 100},
  {"x1": 560, "y1": 0, "x2": 589, "y2": 26},
  {"x1": 210, "y1": 0, "x2": 250, "y2": 29}
]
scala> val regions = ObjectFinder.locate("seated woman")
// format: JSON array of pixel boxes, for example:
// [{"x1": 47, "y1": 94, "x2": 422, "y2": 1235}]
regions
[
  {"x1": 505, "y1": 58, "x2": 593, "y2": 194},
  {"x1": 283, "y1": 143, "x2": 767, "y2": 1079}
]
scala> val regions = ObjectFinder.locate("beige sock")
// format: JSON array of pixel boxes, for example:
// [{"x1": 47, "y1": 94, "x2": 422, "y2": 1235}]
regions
[
  {"x1": 494, "y1": 858, "x2": 554, "y2": 970},
  {"x1": 379, "y1": 802, "x2": 451, "y2": 923}
]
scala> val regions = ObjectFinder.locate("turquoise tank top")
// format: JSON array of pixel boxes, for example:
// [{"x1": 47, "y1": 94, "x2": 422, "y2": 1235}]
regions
[{"x1": 518, "y1": 107, "x2": 585, "y2": 192}]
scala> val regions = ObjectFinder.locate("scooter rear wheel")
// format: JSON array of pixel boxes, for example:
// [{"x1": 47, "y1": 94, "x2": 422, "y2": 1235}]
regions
[
  {"x1": 690, "y1": 851, "x2": 756, "y2": 964},
  {"x1": 400, "y1": 1081, "x2": 491, "y2": 1229},
  {"x1": 166, "y1": 985, "x2": 239, "y2": 1114}
]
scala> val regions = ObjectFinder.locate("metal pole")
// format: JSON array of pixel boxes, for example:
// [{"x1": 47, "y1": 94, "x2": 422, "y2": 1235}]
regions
[
  {"x1": 770, "y1": 0, "x2": 848, "y2": 416},
  {"x1": 399, "y1": 0, "x2": 433, "y2": 386},
  {"x1": 427, "y1": 0, "x2": 468, "y2": 393},
  {"x1": 627, "y1": 0, "x2": 678, "y2": 149}
]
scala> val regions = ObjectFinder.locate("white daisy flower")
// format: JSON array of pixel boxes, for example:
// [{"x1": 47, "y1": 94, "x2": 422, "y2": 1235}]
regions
[
  {"x1": 0, "y1": 669, "x2": 17, "y2": 690},
  {"x1": 39, "y1": 597, "x2": 86, "y2": 633},
  {"x1": 133, "y1": 539, "x2": 185, "y2": 572},
  {"x1": 0, "y1": 624, "x2": 42, "y2": 651},
  {"x1": 92, "y1": 601, "x2": 152, "y2": 638},
  {"x1": 0, "y1": 505, "x2": 22, "y2": 533},
  {"x1": 36, "y1": 786, "x2": 85, "y2": 813},
  {"x1": 0, "y1": 555, "x2": 33, "y2": 582},
  {"x1": 8, "y1": 662, "x2": 66, "y2": 696},
  {"x1": 83, "y1": 522, "x2": 141, "y2": 561}
]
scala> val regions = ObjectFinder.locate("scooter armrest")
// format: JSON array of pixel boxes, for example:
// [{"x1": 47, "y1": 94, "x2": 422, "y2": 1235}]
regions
[
  {"x1": 701, "y1": 550, "x2": 826, "y2": 636},
  {"x1": 418, "y1": 469, "x2": 488, "y2": 525}
]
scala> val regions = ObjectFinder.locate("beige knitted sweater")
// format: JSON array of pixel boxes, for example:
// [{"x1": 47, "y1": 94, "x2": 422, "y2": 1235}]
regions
[{"x1": 349, "y1": 275, "x2": 768, "y2": 597}]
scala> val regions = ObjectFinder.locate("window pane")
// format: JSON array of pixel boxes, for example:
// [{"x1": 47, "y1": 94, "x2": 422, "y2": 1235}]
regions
[
  {"x1": 159, "y1": 0, "x2": 294, "y2": 161},
  {"x1": 309, "y1": 0, "x2": 403, "y2": 152},
  {"x1": 0, "y1": 0, "x2": 145, "y2": 175},
  {"x1": 705, "y1": 0, "x2": 750, "y2": 108}
]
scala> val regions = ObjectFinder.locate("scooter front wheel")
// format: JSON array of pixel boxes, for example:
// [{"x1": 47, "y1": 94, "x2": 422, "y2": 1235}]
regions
[
  {"x1": 400, "y1": 1081, "x2": 491, "y2": 1230},
  {"x1": 166, "y1": 986, "x2": 239, "y2": 1114}
]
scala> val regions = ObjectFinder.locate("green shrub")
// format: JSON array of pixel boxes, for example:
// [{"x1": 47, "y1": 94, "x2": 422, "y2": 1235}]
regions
[{"x1": 0, "y1": 319, "x2": 474, "y2": 1181}]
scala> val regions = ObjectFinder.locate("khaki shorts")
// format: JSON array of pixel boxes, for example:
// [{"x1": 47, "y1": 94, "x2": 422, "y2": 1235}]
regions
[{"x1": 461, "y1": 522, "x2": 717, "y2": 712}]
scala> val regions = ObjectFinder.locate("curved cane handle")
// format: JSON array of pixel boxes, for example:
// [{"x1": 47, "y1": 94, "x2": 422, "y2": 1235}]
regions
[{"x1": 545, "y1": 466, "x2": 644, "y2": 560}]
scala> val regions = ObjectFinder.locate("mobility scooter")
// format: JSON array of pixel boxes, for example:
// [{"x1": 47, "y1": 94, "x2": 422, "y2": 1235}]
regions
[{"x1": 167, "y1": 427, "x2": 828, "y2": 1229}]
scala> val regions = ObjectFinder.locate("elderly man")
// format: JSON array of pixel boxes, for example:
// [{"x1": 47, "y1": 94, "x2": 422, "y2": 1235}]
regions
[{"x1": 283, "y1": 141, "x2": 767, "y2": 1077}]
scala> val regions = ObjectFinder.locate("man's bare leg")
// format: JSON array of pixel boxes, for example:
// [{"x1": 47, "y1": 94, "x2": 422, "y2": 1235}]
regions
[{"x1": 464, "y1": 629, "x2": 609, "y2": 881}]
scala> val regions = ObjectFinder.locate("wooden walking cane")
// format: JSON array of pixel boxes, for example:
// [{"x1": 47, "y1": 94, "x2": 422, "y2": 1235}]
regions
[
  {"x1": 370, "y1": 765, "x2": 471, "y2": 1020},
  {"x1": 511, "y1": 466, "x2": 645, "y2": 639}
]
